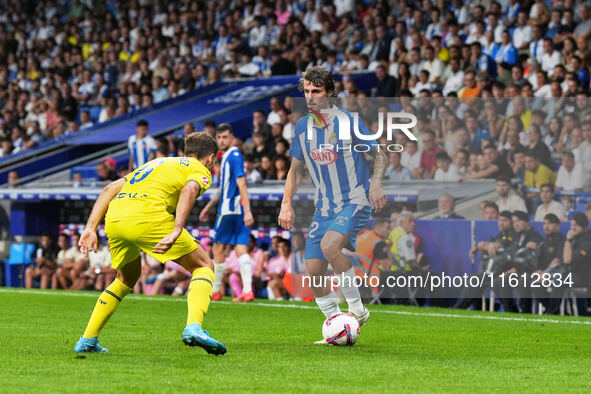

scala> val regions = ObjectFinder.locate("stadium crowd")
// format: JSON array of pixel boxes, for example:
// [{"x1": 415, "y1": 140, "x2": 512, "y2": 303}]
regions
[
  {"x1": 4, "y1": 0, "x2": 591, "y2": 313},
  {"x1": 0, "y1": 0, "x2": 589, "y2": 163}
]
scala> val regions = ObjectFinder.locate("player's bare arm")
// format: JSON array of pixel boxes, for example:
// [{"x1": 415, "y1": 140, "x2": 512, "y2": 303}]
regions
[
  {"x1": 199, "y1": 188, "x2": 220, "y2": 222},
  {"x1": 153, "y1": 180, "x2": 201, "y2": 254},
  {"x1": 236, "y1": 176, "x2": 254, "y2": 227},
  {"x1": 368, "y1": 149, "x2": 387, "y2": 212},
  {"x1": 279, "y1": 157, "x2": 304, "y2": 230},
  {"x1": 79, "y1": 178, "x2": 126, "y2": 255}
]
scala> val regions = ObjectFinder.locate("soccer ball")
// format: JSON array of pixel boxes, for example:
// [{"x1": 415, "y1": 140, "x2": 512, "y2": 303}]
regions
[{"x1": 322, "y1": 312, "x2": 360, "y2": 346}]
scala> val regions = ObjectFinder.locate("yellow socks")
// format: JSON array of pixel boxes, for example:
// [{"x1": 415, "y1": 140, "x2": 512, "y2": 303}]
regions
[
  {"x1": 187, "y1": 267, "x2": 214, "y2": 326},
  {"x1": 82, "y1": 267, "x2": 213, "y2": 337},
  {"x1": 83, "y1": 278, "x2": 132, "y2": 338}
]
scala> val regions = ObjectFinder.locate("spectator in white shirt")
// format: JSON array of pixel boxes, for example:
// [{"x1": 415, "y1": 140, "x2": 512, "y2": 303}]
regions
[
  {"x1": 79, "y1": 110, "x2": 94, "y2": 130},
  {"x1": 266, "y1": 97, "x2": 282, "y2": 126},
  {"x1": 334, "y1": 0, "x2": 354, "y2": 17},
  {"x1": 434, "y1": 151, "x2": 460, "y2": 181},
  {"x1": 244, "y1": 154, "x2": 262, "y2": 184},
  {"x1": 385, "y1": 151, "x2": 413, "y2": 181},
  {"x1": 486, "y1": 12, "x2": 504, "y2": 43},
  {"x1": 442, "y1": 58, "x2": 465, "y2": 96},
  {"x1": 534, "y1": 184, "x2": 564, "y2": 221},
  {"x1": 401, "y1": 140, "x2": 422, "y2": 172},
  {"x1": 495, "y1": 176, "x2": 528, "y2": 213},
  {"x1": 529, "y1": 24, "x2": 545, "y2": 64},
  {"x1": 249, "y1": 17, "x2": 267, "y2": 48},
  {"x1": 420, "y1": 46, "x2": 444, "y2": 84},
  {"x1": 466, "y1": 20, "x2": 487, "y2": 46},
  {"x1": 512, "y1": 11, "x2": 531, "y2": 50},
  {"x1": 579, "y1": 121, "x2": 591, "y2": 172},
  {"x1": 541, "y1": 38, "x2": 563, "y2": 75},
  {"x1": 238, "y1": 53, "x2": 261, "y2": 76},
  {"x1": 410, "y1": 70, "x2": 434, "y2": 96},
  {"x1": 556, "y1": 152, "x2": 591, "y2": 191}
]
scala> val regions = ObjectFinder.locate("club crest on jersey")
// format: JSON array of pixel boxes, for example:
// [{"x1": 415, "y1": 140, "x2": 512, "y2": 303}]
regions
[
  {"x1": 336, "y1": 216, "x2": 348, "y2": 225},
  {"x1": 310, "y1": 147, "x2": 337, "y2": 165}
]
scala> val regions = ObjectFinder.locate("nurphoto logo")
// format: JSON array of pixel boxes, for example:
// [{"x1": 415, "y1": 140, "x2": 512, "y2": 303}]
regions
[{"x1": 307, "y1": 108, "x2": 417, "y2": 155}]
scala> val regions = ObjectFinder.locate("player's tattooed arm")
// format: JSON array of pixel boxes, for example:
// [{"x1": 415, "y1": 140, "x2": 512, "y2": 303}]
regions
[
  {"x1": 369, "y1": 148, "x2": 388, "y2": 184},
  {"x1": 368, "y1": 149, "x2": 387, "y2": 213}
]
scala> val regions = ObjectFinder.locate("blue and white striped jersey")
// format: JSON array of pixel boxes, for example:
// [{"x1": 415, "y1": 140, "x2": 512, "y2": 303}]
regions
[
  {"x1": 290, "y1": 106, "x2": 376, "y2": 216},
  {"x1": 128, "y1": 135, "x2": 157, "y2": 169},
  {"x1": 218, "y1": 146, "x2": 246, "y2": 216}
]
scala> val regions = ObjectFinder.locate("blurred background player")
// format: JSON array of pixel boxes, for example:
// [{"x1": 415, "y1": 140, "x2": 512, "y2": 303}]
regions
[
  {"x1": 278, "y1": 66, "x2": 387, "y2": 342},
  {"x1": 74, "y1": 133, "x2": 226, "y2": 355},
  {"x1": 200, "y1": 123, "x2": 255, "y2": 302}
]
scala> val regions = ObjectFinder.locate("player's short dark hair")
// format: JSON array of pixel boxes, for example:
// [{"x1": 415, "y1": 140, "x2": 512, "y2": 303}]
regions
[
  {"x1": 185, "y1": 132, "x2": 218, "y2": 159},
  {"x1": 215, "y1": 123, "x2": 234, "y2": 135},
  {"x1": 136, "y1": 119, "x2": 148, "y2": 127},
  {"x1": 298, "y1": 65, "x2": 336, "y2": 97}
]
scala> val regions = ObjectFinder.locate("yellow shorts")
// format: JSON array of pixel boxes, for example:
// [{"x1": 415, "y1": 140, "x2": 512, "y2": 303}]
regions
[{"x1": 105, "y1": 219, "x2": 199, "y2": 270}]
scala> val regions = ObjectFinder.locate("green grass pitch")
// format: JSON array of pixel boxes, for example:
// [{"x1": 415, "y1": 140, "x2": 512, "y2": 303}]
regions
[{"x1": 1, "y1": 288, "x2": 590, "y2": 393}]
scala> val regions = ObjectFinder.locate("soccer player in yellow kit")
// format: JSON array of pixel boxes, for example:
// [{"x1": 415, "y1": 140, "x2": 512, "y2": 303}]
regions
[{"x1": 74, "y1": 132, "x2": 227, "y2": 355}]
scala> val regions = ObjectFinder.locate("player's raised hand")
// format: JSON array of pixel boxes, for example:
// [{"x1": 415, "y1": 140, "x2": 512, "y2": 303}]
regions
[
  {"x1": 369, "y1": 182, "x2": 387, "y2": 213},
  {"x1": 278, "y1": 202, "x2": 294, "y2": 230},
  {"x1": 153, "y1": 231, "x2": 180, "y2": 254},
  {"x1": 244, "y1": 210, "x2": 255, "y2": 227},
  {"x1": 79, "y1": 229, "x2": 98, "y2": 256}
]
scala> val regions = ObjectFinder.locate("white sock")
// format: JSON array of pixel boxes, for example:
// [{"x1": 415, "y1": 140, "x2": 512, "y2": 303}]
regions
[
  {"x1": 339, "y1": 267, "x2": 365, "y2": 315},
  {"x1": 238, "y1": 254, "x2": 253, "y2": 293},
  {"x1": 212, "y1": 262, "x2": 226, "y2": 293},
  {"x1": 315, "y1": 291, "x2": 341, "y2": 319}
]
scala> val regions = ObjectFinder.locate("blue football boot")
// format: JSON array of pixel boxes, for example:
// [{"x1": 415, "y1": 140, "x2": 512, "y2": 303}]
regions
[
  {"x1": 73, "y1": 336, "x2": 109, "y2": 353},
  {"x1": 182, "y1": 323, "x2": 227, "y2": 356}
]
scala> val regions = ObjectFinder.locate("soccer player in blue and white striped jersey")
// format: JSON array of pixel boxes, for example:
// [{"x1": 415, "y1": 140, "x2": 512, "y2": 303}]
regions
[
  {"x1": 128, "y1": 119, "x2": 157, "y2": 170},
  {"x1": 279, "y1": 66, "x2": 388, "y2": 342},
  {"x1": 200, "y1": 124, "x2": 255, "y2": 302}
]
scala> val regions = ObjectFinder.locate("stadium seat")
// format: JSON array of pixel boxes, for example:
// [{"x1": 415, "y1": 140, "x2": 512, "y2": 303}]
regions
[
  {"x1": 89, "y1": 106, "x2": 102, "y2": 124},
  {"x1": 3, "y1": 243, "x2": 36, "y2": 287}
]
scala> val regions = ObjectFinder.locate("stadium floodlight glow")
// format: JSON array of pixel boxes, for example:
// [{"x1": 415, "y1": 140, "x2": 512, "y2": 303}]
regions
[{"x1": 306, "y1": 109, "x2": 418, "y2": 142}]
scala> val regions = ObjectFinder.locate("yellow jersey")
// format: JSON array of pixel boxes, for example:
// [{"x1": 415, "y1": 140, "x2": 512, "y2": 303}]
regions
[{"x1": 105, "y1": 157, "x2": 212, "y2": 223}]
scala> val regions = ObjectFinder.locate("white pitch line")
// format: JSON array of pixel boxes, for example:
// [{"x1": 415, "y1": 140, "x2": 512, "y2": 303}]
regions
[{"x1": 2, "y1": 288, "x2": 591, "y2": 326}]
